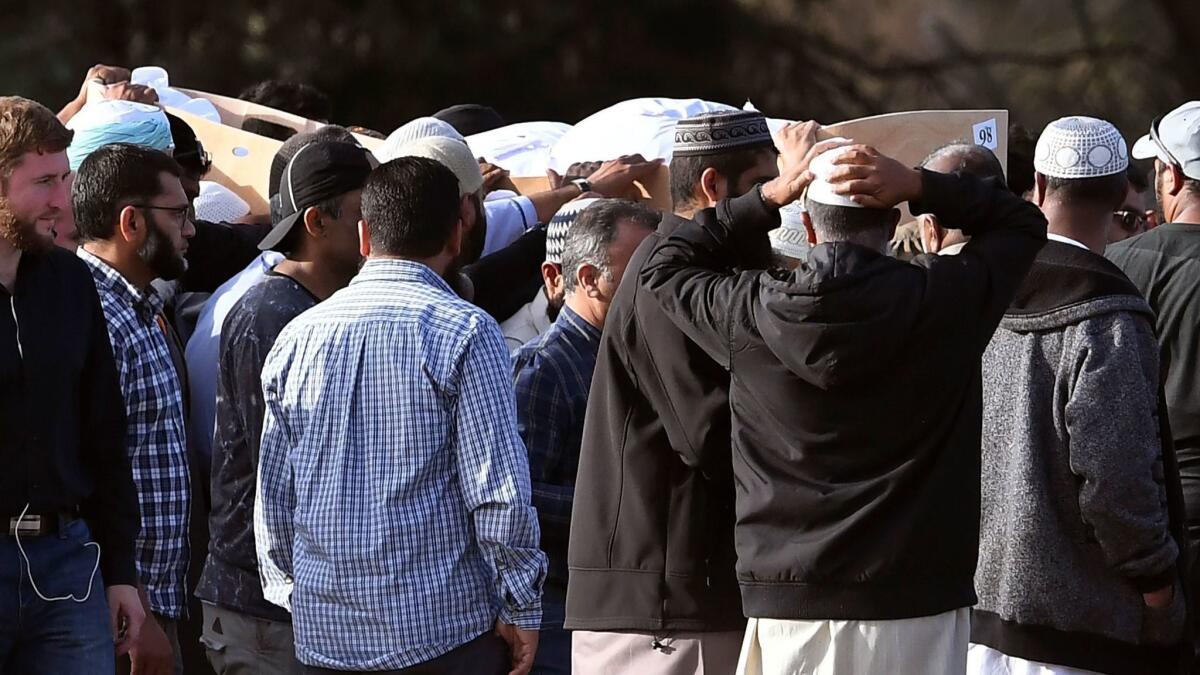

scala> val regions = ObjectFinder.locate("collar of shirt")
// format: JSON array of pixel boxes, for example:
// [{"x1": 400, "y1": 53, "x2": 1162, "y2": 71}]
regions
[
  {"x1": 351, "y1": 258, "x2": 454, "y2": 295},
  {"x1": 557, "y1": 304, "x2": 602, "y2": 345},
  {"x1": 1046, "y1": 232, "x2": 1090, "y2": 252},
  {"x1": 76, "y1": 247, "x2": 165, "y2": 321}
]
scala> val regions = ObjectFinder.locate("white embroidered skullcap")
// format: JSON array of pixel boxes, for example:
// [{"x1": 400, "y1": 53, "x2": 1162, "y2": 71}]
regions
[
  {"x1": 545, "y1": 197, "x2": 601, "y2": 265},
  {"x1": 1034, "y1": 116, "x2": 1128, "y2": 179},
  {"x1": 804, "y1": 142, "x2": 862, "y2": 208},
  {"x1": 377, "y1": 117, "x2": 466, "y2": 162},
  {"x1": 395, "y1": 136, "x2": 484, "y2": 196},
  {"x1": 769, "y1": 201, "x2": 811, "y2": 261},
  {"x1": 195, "y1": 181, "x2": 250, "y2": 223}
]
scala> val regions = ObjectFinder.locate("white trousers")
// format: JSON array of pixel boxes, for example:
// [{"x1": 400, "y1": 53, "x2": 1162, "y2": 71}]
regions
[
  {"x1": 572, "y1": 629, "x2": 744, "y2": 675},
  {"x1": 967, "y1": 643, "x2": 1103, "y2": 675},
  {"x1": 736, "y1": 608, "x2": 971, "y2": 675}
]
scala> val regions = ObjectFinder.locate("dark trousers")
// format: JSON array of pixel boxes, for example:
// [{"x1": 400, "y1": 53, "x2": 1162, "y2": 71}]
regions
[
  {"x1": 0, "y1": 519, "x2": 116, "y2": 675},
  {"x1": 532, "y1": 581, "x2": 570, "y2": 675},
  {"x1": 302, "y1": 632, "x2": 507, "y2": 675}
]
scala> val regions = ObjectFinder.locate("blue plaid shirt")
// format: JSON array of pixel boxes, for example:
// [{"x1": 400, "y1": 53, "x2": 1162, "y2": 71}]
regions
[
  {"x1": 255, "y1": 259, "x2": 547, "y2": 671},
  {"x1": 511, "y1": 305, "x2": 601, "y2": 591},
  {"x1": 78, "y1": 248, "x2": 190, "y2": 619}
]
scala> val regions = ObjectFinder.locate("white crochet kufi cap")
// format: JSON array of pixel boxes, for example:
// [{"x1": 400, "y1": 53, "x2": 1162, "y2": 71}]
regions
[{"x1": 1034, "y1": 116, "x2": 1128, "y2": 179}]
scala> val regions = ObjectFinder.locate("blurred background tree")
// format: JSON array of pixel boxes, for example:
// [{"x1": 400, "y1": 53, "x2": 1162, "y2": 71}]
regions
[{"x1": 3, "y1": 0, "x2": 1195, "y2": 140}]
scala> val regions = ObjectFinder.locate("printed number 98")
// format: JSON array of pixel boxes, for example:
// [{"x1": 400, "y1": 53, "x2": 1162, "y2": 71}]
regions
[{"x1": 977, "y1": 127, "x2": 994, "y2": 145}]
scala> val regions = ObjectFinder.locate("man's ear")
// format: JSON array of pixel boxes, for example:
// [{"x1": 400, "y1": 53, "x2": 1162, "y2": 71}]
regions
[
  {"x1": 577, "y1": 263, "x2": 602, "y2": 298},
  {"x1": 801, "y1": 209, "x2": 817, "y2": 245},
  {"x1": 1033, "y1": 172, "x2": 1049, "y2": 207},
  {"x1": 541, "y1": 261, "x2": 563, "y2": 298},
  {"x1": 303, "y1": 205, "x2": 323, "y2": 238},
  {"x1": 358, "y1": 219, "x2": 372, "y2": 258},
  {"x1": 445, "y1": 215, "x2": 465, "y2": 260},
  {"x1": 699, "y1": 167, "x2": 727, "y2": 205},
  {"x1": 1166, "y1": 163, "x2": 1187, "y2": 197},
  {"x1": 459, "y1": 194, "x2": 476, "y2": 233},
  {"x1": 918, "y1": 214, "x2": 941, "y2": 254},
  {"x1": 117, "y1": 205, "x2": 144, "y2": 245},
  {"x1": 885, "y1": 208, "x2": 902, "y2": 242}
]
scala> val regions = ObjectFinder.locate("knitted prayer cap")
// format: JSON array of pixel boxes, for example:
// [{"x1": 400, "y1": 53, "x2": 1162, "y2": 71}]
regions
[
  {"x1": 672, "y1": 110, "x2": 773, "y2": 158},
  {"x1": 769, "y1": 201, "x2": 811, "y2": 261},
  {"x1": 1034, "y1": 116, "x2": 1128, "y2": 179},
  {"x1": 394, "y1": 136, "x2": 483, "y2": 196},
  {"x1": 195, "y1": 181, "x2": 250, "y2": 223},
  {"x1": 545, "y1": 197, "x2": 600, "y2": 265},
  {"x1": 377, "y1": 117, "x2": 465, "y2": 162}
]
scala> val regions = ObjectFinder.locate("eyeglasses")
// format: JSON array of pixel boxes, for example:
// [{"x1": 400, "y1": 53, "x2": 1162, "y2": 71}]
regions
[
  {"x1": 132, "y1": 204, "x2": 196, "y2": 227},
  {"x1": 1149, "y1": 116, "x2": 1181, "y2": 168},
  {"x1": 174, "y1": 140, "x2": 212, "y2": 175},
  {"x1": 1113, "y1": 209, "x2": 1148, "y2": 233}
]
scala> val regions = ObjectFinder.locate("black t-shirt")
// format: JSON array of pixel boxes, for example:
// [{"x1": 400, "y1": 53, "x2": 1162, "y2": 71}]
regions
[
  {"x1": 1108, "y1": 224, "x2": 1200, "y2": 488},
  {"x1": 195, "y1": 270, "x2": 318, "y2": 620}
]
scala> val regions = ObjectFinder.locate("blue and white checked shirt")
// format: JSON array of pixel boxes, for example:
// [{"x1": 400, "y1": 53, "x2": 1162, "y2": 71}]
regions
[
  {"x1": 78, "y1": 248, "x2": 191, "y2": 619},
  {"x1": 255, "y1": 259, "x2": 547, "y2": 671}
]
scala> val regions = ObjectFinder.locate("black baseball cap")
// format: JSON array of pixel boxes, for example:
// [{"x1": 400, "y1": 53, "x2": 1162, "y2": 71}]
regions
[{"x1": 258, "y1": 140, "x2": 374, "y2": 251}]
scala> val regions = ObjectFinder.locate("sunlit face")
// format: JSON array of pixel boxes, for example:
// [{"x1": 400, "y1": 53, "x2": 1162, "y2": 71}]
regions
[{"x1": 0, "y1": 150, "x2": 71, "y2": 252}]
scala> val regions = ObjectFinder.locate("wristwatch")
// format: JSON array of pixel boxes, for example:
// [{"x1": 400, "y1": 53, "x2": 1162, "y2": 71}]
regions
[{"x1": 571, "y1": 178, "x2": 591, "y2": 194}]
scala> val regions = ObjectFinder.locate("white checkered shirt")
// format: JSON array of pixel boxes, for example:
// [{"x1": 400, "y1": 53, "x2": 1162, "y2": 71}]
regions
[
  {"x1": 255, "y1": 259, "x2": 546, "y2": 671},
  {"x1": 78, "y1": 248, "x2": 190, "y2": 618}
]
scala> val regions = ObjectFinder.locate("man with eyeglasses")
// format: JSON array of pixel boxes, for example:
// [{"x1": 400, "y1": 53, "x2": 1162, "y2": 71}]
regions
[
  {"x1": 1108, "y1": 102, "x2": 1200, "y2": 638},
  {"x1": 73, "y1": 142, "x2": 196, "y2": 675},
  {"x1": 1108, "y1": 164, "x2": 1157, "y2": 245}
]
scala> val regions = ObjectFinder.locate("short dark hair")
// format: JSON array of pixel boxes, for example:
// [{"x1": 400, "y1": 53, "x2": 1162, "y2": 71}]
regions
[
  {"x1": 1045, "y1": 172, "x2": 1129, "y2": 210},
  {"x1": 562, "y1": 200, "x2": 659, "y2": 292},
  {"x1": 1126, "y1": 163, "x2": 1149, "y2": 193},
  {"x1": 166, "y1": 113, "x2": 210, "y2": 179},
  {"x1": 361, "y1": 156, "x2": 460, "y2": 258},
  {"x1": 72, "y1": 143, "x2": 182, "y2": 242},
  {"x1": 921, "y1": 143, "x2": 1007, "y2": 188},
  {"x1": 803, "y1": 197, "x2": 894, "y2": 242},
  {"x1": 239, "y1": 80, "x2": 332, "y2": 122},
  {"x1": 1008, "y1": 123, "x2": 1037, "y2": 196},
  {"x1": 669, "y1": 146, "x2": 776, "y2": 210},
  {"x1": 242, "y1": 118, "x2": 297, "y2": 141}
]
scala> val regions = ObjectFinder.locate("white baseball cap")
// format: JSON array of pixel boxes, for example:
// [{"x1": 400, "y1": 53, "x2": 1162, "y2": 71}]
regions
[{"x1": 1131, "y1": 101, "x2": 1200, "y2": 180}]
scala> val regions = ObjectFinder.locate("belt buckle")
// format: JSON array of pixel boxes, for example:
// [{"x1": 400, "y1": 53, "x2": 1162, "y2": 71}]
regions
[{"x1": 8, "y1": 515, "x2": 42, "y2": 536}]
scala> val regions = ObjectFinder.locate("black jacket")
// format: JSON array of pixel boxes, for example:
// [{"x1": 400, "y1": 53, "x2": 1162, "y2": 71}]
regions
[
  {"x1": 565, "y1": 189, "x2": 777, "y2": 633},
  {"x1": 639, "y1": 170, "x2": 1046, "y2": 620},
  {"x1": 1107, "y1": 224, "x2": 1200, "y2": 510},
  {"x1": 0, "y1": 247, "x2": 139, "y2": 586}
]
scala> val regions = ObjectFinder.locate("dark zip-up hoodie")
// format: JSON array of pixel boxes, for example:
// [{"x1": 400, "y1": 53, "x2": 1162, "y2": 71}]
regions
[{"x1": 639, "y1": 170, "x2": 1046, "y2": 620}]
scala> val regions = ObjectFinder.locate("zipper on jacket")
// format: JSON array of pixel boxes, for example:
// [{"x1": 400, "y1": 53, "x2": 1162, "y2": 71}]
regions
[{"x1": 9, "y1": 295, "x2": 21, "y2": 360}]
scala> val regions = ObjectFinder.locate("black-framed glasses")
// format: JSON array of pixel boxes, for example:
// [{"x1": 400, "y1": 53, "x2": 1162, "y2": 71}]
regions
[
  {"x1": 132, "y1": 204, "x2": 195, "y2": 227},
  {"x1": 1149, "y1": 116, "x2": 1181, "y2": 168},
  {"x1": 1113, "y1": 209, "x2": 1148, "y2": 232}
]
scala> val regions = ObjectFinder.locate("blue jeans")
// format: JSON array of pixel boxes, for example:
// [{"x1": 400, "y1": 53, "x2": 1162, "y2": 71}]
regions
[
  {"x1": 0, "y1": 518, "x2": 116, "y2": 675},
  {"x1": 532, "y1": 582, "x2": 571, "y2": 675}
]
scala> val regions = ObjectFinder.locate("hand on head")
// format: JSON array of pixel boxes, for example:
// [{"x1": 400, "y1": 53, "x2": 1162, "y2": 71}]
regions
[
  {"x1": 761, "y1": 121, "x2": 851, "y2": 207},
  {"x1": 826, "y1": 145, "x2": 923, "y2": 209}
]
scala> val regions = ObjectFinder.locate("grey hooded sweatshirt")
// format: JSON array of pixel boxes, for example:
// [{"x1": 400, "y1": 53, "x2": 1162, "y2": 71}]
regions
[{"x1": 974, "y1": 240, "x2": 1189, "y2": 675}]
